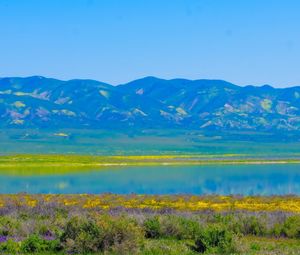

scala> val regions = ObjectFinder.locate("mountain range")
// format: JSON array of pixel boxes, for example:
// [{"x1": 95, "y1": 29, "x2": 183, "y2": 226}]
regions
[{"x1": 1, "y1": 76, "x2": 300, "y2": 132}]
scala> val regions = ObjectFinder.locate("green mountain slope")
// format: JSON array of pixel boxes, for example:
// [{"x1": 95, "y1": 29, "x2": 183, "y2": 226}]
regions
[{"x1": 1, "y1": 76, "x2": 300, "y2": 131}]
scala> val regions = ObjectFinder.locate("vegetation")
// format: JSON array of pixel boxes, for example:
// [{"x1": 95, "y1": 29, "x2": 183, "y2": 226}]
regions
[
  {"x1": 2, "y1": 128, "x2": 300, "y2": 156},
  {"x1": 0, "y1": 194, "x2": 299, "y2": 213},
  {"x1": 3, "y1": 76, "x2": 300, "y2": 132},
  {"x1": 1, "y1": 154, "x2": 300, "y2": 175},
  {"x1": 0, "y1": 196, "x2": 299, "y2": 254}
]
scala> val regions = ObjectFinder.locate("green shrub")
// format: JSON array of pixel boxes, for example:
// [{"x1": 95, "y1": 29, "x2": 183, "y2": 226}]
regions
[
  {"x1": 21, "y1": 235, "x2": 44, "y2": 253},
  {"x1": 271, "y1": 222, "x2": 283, "y2": 237},
  {"x1": 0, "y1": 239, "x2": 21, "y2": 253},
  {"x1": 98, "y1": 215, "x2": 144, "y2": 254},
  {"x1": 144, "y1": 215, "x2": 200, "y2": 240},
  {"x1": 144, "y1": 216, "x2": 162, "y2": 239},
  {"x1": 36, "y1": 223, "x2": 60, "y2": 237},
  {"x1": 232, "y1": 215, "x2": 267, "y2": 236},
  {"x1": 250, "y1": 242, "x2": 261, "y2": 251},
  {"x1": 194, "y1": 224, "x2": 237, "y2": 254},
  {"x1": 21, "y1": 234, "x2": 60, "y2": 253},
  {"x1": 60, "y1": 216, "x2": 101, "y2": 253},
  {"x1": 0, "y1": 216, "x2": 20, "y2": 236},
  {"x1": 160, "y1": 215, "x2": 201, "y2": 240},
  {"x1": 61, "y1": 215, "x2": 144, "y2": 254},
  {"x1": 282, "y1": 215, "x2": 300, "y2": 238}
]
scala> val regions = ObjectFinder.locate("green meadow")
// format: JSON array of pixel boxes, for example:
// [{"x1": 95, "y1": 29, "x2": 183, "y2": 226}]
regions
[
  {"x1": 1, "y1": 154, "x2": 300, "y2": 175},
  {"x1": 1, "y1": 129, "x2": 300, "y2": 156}
]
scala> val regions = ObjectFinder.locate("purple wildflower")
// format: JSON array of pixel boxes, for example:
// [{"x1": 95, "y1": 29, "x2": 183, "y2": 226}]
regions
[
  {"x1": 0, "y1": 236, "x2": 7, "y2": 243},
  {"x1": 43, "y1": 231, "x2": 56, "y2": 241}
]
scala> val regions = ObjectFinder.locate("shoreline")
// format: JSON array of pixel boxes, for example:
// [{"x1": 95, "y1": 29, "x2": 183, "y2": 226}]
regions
[
  {"x1": 1, "y1": 155, "x2": 300, "y2": 168},
  {"x1": 1, "y1": 161, "x2": 300, "y2": 168}
]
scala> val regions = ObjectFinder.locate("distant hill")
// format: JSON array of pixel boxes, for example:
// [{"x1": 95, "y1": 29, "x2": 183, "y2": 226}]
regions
[{"x1": 1, "y1": 75, "x2": 300, "y2": 131}]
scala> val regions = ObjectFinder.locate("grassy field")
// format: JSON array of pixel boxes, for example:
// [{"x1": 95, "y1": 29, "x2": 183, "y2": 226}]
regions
[
  {"x1": 1, "y1": 154, "x2": 300, "y2": 171},
  {"x1": 1, "y1": 128, "x2": 300, "y2": 156},
  {"x1": 0, "y1": 194, "x2": 299, "y2": 254}
]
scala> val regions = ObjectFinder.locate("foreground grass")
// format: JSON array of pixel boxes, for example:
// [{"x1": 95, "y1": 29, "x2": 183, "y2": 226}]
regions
[
  {"x1": 236, "y1": 236, "x2": 300, "y2": 255},
  {"x1": 18, "y1": 237, "x2": 300, "y2": 255},
  {"x1": 0, "y1": 196, "x2": 299, "y2": 254},
  {"x1": 141, "y1": 237, "x2": 300, "y2": 255}
]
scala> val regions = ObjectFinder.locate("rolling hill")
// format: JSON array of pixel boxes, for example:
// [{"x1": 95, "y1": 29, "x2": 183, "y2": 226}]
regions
[{"x1": 1, "y1": 76, "x2": 300, "y2": 131}]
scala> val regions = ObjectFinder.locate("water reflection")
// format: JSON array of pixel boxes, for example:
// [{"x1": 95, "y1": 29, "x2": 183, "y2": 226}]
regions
[{"x1": 0, "y1": 164, "x2": 299, "y2": 195}]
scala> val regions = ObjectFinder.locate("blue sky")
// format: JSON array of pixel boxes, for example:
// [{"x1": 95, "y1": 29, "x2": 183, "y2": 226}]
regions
[{"x1": 0, "y1": 0, "x2": 300, "y2": 87}]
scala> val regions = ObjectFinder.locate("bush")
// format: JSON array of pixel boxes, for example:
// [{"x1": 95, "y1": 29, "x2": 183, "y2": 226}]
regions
[
  {"x1": 144, "y1": 216, "x2": 162, "y2": 239},
  {"x1": 21, "y1": 234, "x2": 60, "y2": 253},
  {"x1": 0, "y1": 217, "x2": 20, "y2": 236},
  {"x1": 194, "y1": 224, "x2": 237, "y2": 254},
  {"x1": 60, "y1": 216, "x2": 101, "y2": 253},
  {"x1": 61, "y1": 215, "x2": 144, "y2": 254},
  {"x1": 35, "y1": 221, "x2": 60, "y2": 238},
  {"x1": 271, "y1": 222, "x2": 283, "y2": 237},
  {"x1": 282, "y1": 215, "x2": 300, "y2": 238},
  {"x1": 98, "y1": 215, "x2": 144, "y2": 254},
  {"x1": 250, "y1": 242, "x2": 261, "y2": 251},
  {"x1": 231, "y1": 215, "x2": 267, "y2": 236},
  {"x1": 160, "y1": 215, "x2": 201, "y2": 240},
  {"x1": 0, "y1": 239, "x2": 21, "y2": 253},
  {"x1": 144, "y1": 215, "x2": 200, "y2": 240}
]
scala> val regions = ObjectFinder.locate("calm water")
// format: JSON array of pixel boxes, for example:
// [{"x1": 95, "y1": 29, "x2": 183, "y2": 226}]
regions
[{"x1": 0, "y1": 164, "x2": 300, "y2": 195}]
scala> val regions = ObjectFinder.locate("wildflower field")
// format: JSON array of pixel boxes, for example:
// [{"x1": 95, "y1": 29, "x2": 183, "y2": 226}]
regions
[
  {"x1": 0, "y1": 194, "x2": 300, "y2": 213},
  {"x1": 1, "y1": 154, "x2": 300, "y2": 170},
  {"x1": 0, "y1": 194, "x2": 299, "y2": 254}
]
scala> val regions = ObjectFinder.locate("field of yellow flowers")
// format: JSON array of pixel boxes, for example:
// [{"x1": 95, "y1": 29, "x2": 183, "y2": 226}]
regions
[
  {"x1": 1, "y1": 194, "x2": 299, "y2": 213},
  {"x1": 1, "y1": 154, "x2": 300, "y2": 170}
]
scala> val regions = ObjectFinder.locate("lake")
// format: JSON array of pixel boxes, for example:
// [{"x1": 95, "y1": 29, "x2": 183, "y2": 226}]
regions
[{"x1": 0, "y1": 164, "x2": 299, "y2": 195}]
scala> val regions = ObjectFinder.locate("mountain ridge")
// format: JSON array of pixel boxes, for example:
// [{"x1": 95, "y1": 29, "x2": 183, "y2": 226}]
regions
[
  {"x1": 3, "y1": 75, "x2": 296, "y2": 89},
  {"x1": 1, "y1": 75, "x2": 300, "y2": 131}
]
